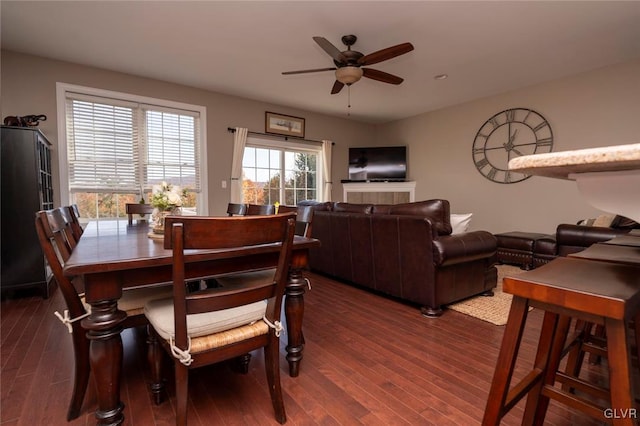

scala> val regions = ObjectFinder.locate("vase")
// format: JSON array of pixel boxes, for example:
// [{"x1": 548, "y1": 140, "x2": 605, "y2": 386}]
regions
[
  {"x1": 152, "y1": 210, "x2": 169, "y2": 235},
  {"x1": 150, "y1": 208, "x2": 180, "y2": 237}
]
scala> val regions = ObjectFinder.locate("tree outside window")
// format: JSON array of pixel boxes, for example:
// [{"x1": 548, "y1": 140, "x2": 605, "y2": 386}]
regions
[{"x1": 242, "y1": 146, "x2": 318, "y2": 206}]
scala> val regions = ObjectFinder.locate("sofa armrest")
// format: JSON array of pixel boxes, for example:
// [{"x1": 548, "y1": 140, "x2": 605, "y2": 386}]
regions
[
  {"x1": 432, "y1": 231, "x2": 497, "y2": 267},
  {"x1": 556, "y1": 223, "x2": 631, "y2": 255}
]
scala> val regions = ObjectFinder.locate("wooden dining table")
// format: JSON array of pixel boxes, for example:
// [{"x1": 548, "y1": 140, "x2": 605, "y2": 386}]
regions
[{"x1": 63, "y1": 220, "x2": 319, "y2": 426}]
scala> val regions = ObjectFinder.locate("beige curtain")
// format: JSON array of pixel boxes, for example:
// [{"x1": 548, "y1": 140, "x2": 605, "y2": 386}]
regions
[
  {"x1": 230, "y1": 127, "x2": 248, "y2": 203},
  {"x1": 322, "y1": 140, "x2": 333, "y2": 201}
]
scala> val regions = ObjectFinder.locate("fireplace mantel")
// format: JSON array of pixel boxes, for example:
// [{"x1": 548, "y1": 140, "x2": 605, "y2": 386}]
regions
[{"x1": 342, "y1": 181, "x2": 416, "y2": 204}]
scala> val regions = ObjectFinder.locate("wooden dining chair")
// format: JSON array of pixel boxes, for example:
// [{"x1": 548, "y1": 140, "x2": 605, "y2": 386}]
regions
[
  {"x1": 54, "y1": 206, "x2": 79, "y2": 251},
  {"x1": 211, "y1": 205, "x2": 313, "y2": 373},
  {"x1": 226, "y1": 202, "x2": 247, "y2": 216},
  {"x1": 212, "y1": 205, "x2": 314, "y2": 374},
  {"x1": 35, "y1": 209, "x2": 173, "y2": 421},
  {"x1": 223, "y1": 204, "x2": 308, "y2": 373},
  {"x1": 246, "y1": 203, "x2": 275, "y2": 215},
  {"x1": 63, "y1": 204, "x2": 84, "y2": 241},
  {"x1": 144, "y1": 214, "x2": 296, "y2": 426},
  {"x1": 126, "y1": 203, "x2": 154, "y2": 225},
  {"x1": 277, "y1": 205, "x2": 314, "y2": 237}
]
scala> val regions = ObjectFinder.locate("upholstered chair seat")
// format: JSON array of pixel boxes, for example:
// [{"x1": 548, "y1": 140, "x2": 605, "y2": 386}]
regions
[
  {"x1": 75, "y1": 285, "x2": 174, "y2": 319},
  {"x1": 144, "y1": 298, "x2": 267, "y2": 340}
]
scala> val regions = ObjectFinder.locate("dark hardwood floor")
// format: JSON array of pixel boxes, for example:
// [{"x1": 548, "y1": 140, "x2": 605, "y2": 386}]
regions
[{"x1": 1, "y1": 271, "x2": 612, "y2": 425}]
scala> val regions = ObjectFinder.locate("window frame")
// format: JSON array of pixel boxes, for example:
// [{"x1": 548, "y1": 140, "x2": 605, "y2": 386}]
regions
[
  {"x1": 56, "y1": 83, "x2": 208, "y2": 214},
  {"x1": 243, "y1": 135, "x2": 323, "y2": 205}
]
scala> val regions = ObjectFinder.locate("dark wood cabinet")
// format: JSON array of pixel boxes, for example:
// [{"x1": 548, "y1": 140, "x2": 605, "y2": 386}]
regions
[{"x1": 1, "y1": 126, "x2": 54, "y2": 298}]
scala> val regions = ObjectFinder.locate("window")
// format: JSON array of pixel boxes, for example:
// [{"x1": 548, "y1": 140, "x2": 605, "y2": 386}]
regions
[
  {"x1": 241, "y1": 138, "x2": 321, "y2": 205},
  {"x1": 57, "y1": 84, "x2": 207, "y2": 219}
]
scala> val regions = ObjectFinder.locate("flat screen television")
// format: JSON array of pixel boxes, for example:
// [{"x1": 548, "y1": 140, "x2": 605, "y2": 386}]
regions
[{"x1": 347, "y1": 146, "x2": 407, "y2": 181}]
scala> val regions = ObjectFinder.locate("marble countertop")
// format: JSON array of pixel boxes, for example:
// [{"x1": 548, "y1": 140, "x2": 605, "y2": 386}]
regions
[{"x1": 508, "y1": 143, "x2": 640, "y2": 179}]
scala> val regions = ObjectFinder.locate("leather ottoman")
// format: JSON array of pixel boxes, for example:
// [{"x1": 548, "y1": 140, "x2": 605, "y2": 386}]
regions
[
  {"x1": 532, "y1": 235, "x2": 557, "y2": 269},
  {"x1": 495, "y1": 232, "x2": 553, "y2": 270}
]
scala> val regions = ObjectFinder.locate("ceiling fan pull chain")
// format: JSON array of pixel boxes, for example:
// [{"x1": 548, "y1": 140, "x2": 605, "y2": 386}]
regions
[{"x1": 347, "y1": 85, "x2": 351, "y2": 116}]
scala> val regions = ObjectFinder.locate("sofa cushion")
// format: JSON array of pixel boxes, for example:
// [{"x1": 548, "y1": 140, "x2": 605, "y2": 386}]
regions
[
  {"x1": 332, "y1": 202, "x2": 373, "y2": 214},
  {"x1": 388, "y1": 199, "x2": 452, "y2": 235}
]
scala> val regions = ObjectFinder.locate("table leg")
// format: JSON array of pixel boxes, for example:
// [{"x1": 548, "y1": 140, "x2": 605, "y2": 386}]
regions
[
  {"x1": 605, "y1": 318, "x2": 635, "y2": 426},
  {"x1": 284, "y1": 266, "x2": 306, "y2": 377},
  {"x1": 483, "y1": 296, "x2": 530, "y2": 425},
  {"x1": 82, "y1": 299, "x2": 127, "y2": 426},
  {"x1": 523, "y1": 313, "x2": 571, "y2": 425}
]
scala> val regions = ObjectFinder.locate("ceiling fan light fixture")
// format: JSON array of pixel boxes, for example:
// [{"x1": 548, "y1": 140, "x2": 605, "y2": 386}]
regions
[{"x1": 335, "y1": 66, "x2": 363, "y2": 85}]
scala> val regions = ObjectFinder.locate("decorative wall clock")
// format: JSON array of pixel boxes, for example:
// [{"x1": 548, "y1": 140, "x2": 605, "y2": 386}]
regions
[{"x1": 472, "y1": 108, "x2": 553, "y2": 184}]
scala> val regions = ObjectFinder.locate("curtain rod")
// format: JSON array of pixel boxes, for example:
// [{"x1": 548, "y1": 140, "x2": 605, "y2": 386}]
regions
[{"x1": 227, "y1": 127, "x2": 334, "y2": 145}]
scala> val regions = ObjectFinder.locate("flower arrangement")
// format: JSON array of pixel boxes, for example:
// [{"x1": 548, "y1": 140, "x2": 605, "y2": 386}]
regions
[{"x1": 150, "y1": 181, "x2": 188, "y2": 212}]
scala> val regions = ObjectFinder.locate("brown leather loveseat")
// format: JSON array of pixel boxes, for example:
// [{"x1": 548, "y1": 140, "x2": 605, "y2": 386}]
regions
[
  {"x1": 299, "y1": 199, "x2": 498, "y2": 317},
  {"x1": 555, "y1": 215, "x2": 640, "y2": 256}
]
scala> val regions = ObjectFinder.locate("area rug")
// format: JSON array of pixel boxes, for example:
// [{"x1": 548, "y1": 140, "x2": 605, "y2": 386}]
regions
[{"x1": 448, "y1": 265, "x2": 527, "y2": 326}]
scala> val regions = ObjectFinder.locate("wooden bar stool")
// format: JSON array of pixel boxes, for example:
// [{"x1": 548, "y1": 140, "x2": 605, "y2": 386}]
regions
[
  {"x1": 563, "y1": 241, "x2": 640, "y2": 386},
  {"x1": 483, "y1": 257, "x2": 640, "y2": 425}
]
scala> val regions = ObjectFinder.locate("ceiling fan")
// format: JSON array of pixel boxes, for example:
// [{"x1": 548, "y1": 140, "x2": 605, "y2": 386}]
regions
[{"x1": 282, "y1": 35, "x2": 414, "y2": 94}]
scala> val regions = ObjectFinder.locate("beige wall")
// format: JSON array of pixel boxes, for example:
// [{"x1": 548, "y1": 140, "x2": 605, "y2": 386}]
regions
[
  {"x1": 376, "y1": 59, "x2": 640, "y2": 234},
  {"x1": 3, "y1": 50, "x2": 639, "y2": 233},
  {"x1": 0, "y1": 50, "x2": 375, "y2": 215}
]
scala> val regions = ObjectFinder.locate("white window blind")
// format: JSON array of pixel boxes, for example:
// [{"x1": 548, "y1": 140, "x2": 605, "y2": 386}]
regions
[
  {"x1": 142, "y1": 109, "x2": 200, "y2": 191},
  {"x1": 65, "y1": 92, "x2": 201, "y2": 193}
]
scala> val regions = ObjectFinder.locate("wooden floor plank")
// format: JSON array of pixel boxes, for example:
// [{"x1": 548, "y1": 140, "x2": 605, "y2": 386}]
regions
[{"x1": 0, "y1": 271, "x2": 623, "y2": 425}]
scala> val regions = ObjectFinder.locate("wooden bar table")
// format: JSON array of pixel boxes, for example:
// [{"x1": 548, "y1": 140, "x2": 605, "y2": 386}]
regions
[{"x1": 63, "y1": 221, "x2": 319, "y2": 426}]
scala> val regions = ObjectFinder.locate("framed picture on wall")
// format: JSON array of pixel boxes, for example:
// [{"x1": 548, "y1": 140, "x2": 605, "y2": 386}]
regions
[{"x1": 265, "y1": 111, "x2": 305, "y2": 138}]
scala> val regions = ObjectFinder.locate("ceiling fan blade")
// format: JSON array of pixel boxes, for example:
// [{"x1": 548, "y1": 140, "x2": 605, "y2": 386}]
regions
[
  {"x1": 362, "y1": 68, "x2": 404, "y2": 85},
  {"x1": 313, "y1": 36, "x2": 347, "y2": 64},
  {"x1": 358, "y1": 42, "x2": 414, "y2": 66},
  {"x1": 282, "y1": 67, "x2": 336, "y2": 75},
  {"x1": 331, "y1": 80, "x2": 345, "y2": 94}
]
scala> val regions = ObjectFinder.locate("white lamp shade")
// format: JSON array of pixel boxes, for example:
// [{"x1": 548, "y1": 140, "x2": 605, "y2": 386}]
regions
[{"x1": 335, "y1": 67, "x2": 363, "y2": 85}]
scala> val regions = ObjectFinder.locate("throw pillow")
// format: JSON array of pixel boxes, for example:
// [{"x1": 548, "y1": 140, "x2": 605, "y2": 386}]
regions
[
  {"x1": 451, "y1": 213, "x2": 473, "y2": 234},
  {"x1": 578, "y1": 214, "x2": 617, "y2": 228},
  {"x1": 613, "y1": 215, "x2": 640, "y2": 229},
  {"x1": 592, "y1": 214, "x2": 617, "y2": 227}
]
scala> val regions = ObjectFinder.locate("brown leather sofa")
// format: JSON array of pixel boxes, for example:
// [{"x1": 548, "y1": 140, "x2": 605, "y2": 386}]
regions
[
  {"x1": 299, "y1": 199, "x2": 498, "y2": 317},
  {"x1": 526, "y1": 216, "x2": 639, "y2": 268},
  {"x1": 555, "y1": 216, "x2": 639, "y2": 256}
]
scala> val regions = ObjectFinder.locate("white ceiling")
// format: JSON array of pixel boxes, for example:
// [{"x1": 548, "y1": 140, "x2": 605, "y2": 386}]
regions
[{"x1": 2, "y1": 1, "x2": 640, "y2": 123}]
